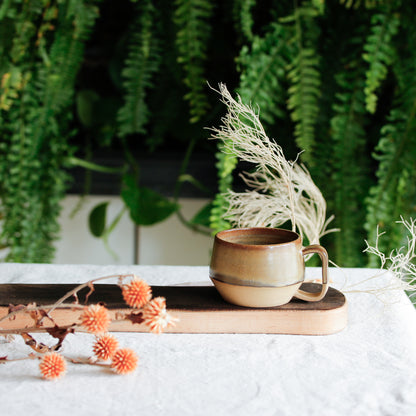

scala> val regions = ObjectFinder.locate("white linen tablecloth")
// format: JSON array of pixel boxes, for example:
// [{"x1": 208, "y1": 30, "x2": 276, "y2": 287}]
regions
[{"x1": 0, "y1": 263, "x2": 415, "y2": 416}]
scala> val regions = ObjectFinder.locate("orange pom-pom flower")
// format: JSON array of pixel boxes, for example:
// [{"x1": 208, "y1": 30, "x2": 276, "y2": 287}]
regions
[
  {"x1": 93, "y1": 333, "x2": 119, "y2": 360},
  {"x1": 110, "y1": 348, "x2": 138, "y2": 374},
  {"x1": 142, "y1": 296, "x2": 178, "y2": 334},
  {"x1": 80, "y1": 304, "x2": 111, "y2": 334},
  {"x1": 121, "y1": 277, "x2": 152, "y2": 309},
  {"x1": 39, "y1": 352, "x2": 66, "y2": 380}
]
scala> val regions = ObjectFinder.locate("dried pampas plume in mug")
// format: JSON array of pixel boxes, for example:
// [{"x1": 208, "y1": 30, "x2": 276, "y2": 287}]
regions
[{"x1": 209, "y1": 83, "x2": 337, "y2": 246}]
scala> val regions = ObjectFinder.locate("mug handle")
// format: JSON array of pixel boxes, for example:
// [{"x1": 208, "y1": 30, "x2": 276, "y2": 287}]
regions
[{"x1": 294, "y1": 245, "x2": 329, "y2": 302}]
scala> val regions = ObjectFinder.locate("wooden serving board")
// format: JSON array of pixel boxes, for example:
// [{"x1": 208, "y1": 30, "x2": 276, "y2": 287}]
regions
[{"x1": 0, "y1": 283, "x2": 347, "y2": 335}]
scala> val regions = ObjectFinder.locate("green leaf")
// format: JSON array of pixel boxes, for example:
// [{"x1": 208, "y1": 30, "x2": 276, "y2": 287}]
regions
[
  {"x1": 101, "y1": 206, "x2": 128, "y2": 261},
  {"x1": 177, "y1": 173, "x2": 211, "y2": 195},
  {"x1": 89, "y1": 202, "x2": 109, "y2": 237},
  {"x1": 76, "y1": 89, "x2": 99, "y2": 128},
  {"x1": 190, "y1": 201, "x2": 213, "y2": 228},
  {"x1": 121, "y1": 174, "x2": 179, "y2": 226}
]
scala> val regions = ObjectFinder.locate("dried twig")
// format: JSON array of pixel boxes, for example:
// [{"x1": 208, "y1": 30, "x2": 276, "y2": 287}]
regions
[
  {"x1": 342, "y1": 217, "x2": 416, "y2": 304},
  {"x1": 46, "y1": 273, "x2": 135, "y2": 316}
]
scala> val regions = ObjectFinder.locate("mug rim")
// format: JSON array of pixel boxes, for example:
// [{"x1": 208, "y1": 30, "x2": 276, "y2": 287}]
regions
[{"x1": 215, "y1": 227, "x2": 301, "y2": 249}]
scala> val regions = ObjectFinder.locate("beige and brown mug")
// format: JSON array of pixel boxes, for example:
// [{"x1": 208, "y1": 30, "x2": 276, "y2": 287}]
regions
[{"x1": 209, "y1": 227, "x2": 329, "y2": 307}]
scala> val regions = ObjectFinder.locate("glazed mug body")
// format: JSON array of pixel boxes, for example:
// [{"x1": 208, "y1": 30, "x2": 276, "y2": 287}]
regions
[{"x1": 209, "y1": 227, "x2": 328, "y2": 307}]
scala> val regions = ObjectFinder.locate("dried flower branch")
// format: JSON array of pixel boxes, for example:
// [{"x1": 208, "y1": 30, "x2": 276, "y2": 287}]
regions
[
  {"x1": 209, "y1": 83, "x2": 337, "y2": 245},
  {"x1": 0, "y1": 274, "x2": 178, "y2": 379}
]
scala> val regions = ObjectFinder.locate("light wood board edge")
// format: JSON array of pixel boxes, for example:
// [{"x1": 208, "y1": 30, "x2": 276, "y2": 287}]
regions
[{"x1": 0, "y1": 300, "x2": 348, "y2": 335}]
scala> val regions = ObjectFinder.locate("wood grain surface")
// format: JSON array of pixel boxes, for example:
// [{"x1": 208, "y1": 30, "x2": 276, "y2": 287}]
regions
[{"x1": 0, "y1": 283, "x2": 347, "y2": 335}]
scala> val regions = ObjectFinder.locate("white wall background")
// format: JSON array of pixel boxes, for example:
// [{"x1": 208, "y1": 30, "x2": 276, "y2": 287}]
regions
[{"x1": 54, "y1": 195, "x2": 212, "y2": 266}]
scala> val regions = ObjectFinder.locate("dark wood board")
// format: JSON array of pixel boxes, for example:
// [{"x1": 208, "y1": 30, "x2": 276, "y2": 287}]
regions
[{"x1": 0, "y1": 283, "x2": 347, "y2": 335}]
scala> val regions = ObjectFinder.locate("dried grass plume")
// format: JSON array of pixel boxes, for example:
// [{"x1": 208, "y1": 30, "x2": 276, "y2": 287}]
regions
[{"x1": 209, "y1": 83, "x2": 337, "y2": 245}]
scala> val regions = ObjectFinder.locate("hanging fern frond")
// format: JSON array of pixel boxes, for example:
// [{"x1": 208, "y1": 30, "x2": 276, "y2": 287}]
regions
[
  {"x1": 33, "y1": 0, "x2": 100, "y2": 152},
  {"x1": 340, "y1": 0, "x2": 384, "y2": 9},
  {"x1": 174, "y1": 0, "x2": 213, "y2": 123},
  {"x1": 117, "y1": 0, "x2": 160, "y2": 137},
  {"x1": 237, "y1": 23, "x2": 291, "y2": 125},
  {"x1": 362, "y1": 11, "x2": 399, "y2": 113},
  {"x1": 285, "y1": 4, "x2": 321, "y2": 166},
  {"x1": 330, "y1": 70, "x2": 370, "y2": 265},
  {"x1": 232, "y1": 0, "x2": 256, "y2": 41}
]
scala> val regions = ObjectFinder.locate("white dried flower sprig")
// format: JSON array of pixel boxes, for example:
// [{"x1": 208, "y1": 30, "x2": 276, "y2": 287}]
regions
[
  {"x1": 209, "y1": 83, "x2": 337, "y2": 245},
  {"x1": 344, "y1": 217, "x2": 416, "y2": 304}
]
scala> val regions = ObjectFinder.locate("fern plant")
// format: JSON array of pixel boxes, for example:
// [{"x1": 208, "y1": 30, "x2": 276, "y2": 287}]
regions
[
  {"x1": 237, "y1": 23, "x2": 291, "y2": 125},
  {"x1": 330, "y1": 70, "x2": 369, "y2": 266},
  {"x1": 365, "y1": 108, "x2": 416, "y2": 258},
  {"x1": 174, "y1": 0, "x2": 213, "y2": 123},
  {"x1": 0, "y1": 0, "x2": 100, "y2": 262},
  {"x1": 363, "y1": 11, "x2": 399, "y2": 113},
  {"x1": 364, "y1": 3, "x2": 416, "y2": 264},
  {"x1": 232, "y1": 0, "x2": 256, "y2": 41},
  {"x1": 117, "y1": 0, "x2": 161, "y2": 137},
  {"x1": 210, "y1": 0, "x2": 415, "y2": 273},
  {"x1": 1, "y1": 0, "x2": 416, "y2": 275},
  {"x1": 285, "y1": 2, "x2": 322, "y2": 166}
]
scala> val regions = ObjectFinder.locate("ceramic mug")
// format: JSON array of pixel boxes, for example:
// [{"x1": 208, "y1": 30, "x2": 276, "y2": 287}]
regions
[{"x1": 209, "y1": 227, "x2": 329, "y2": 307}]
